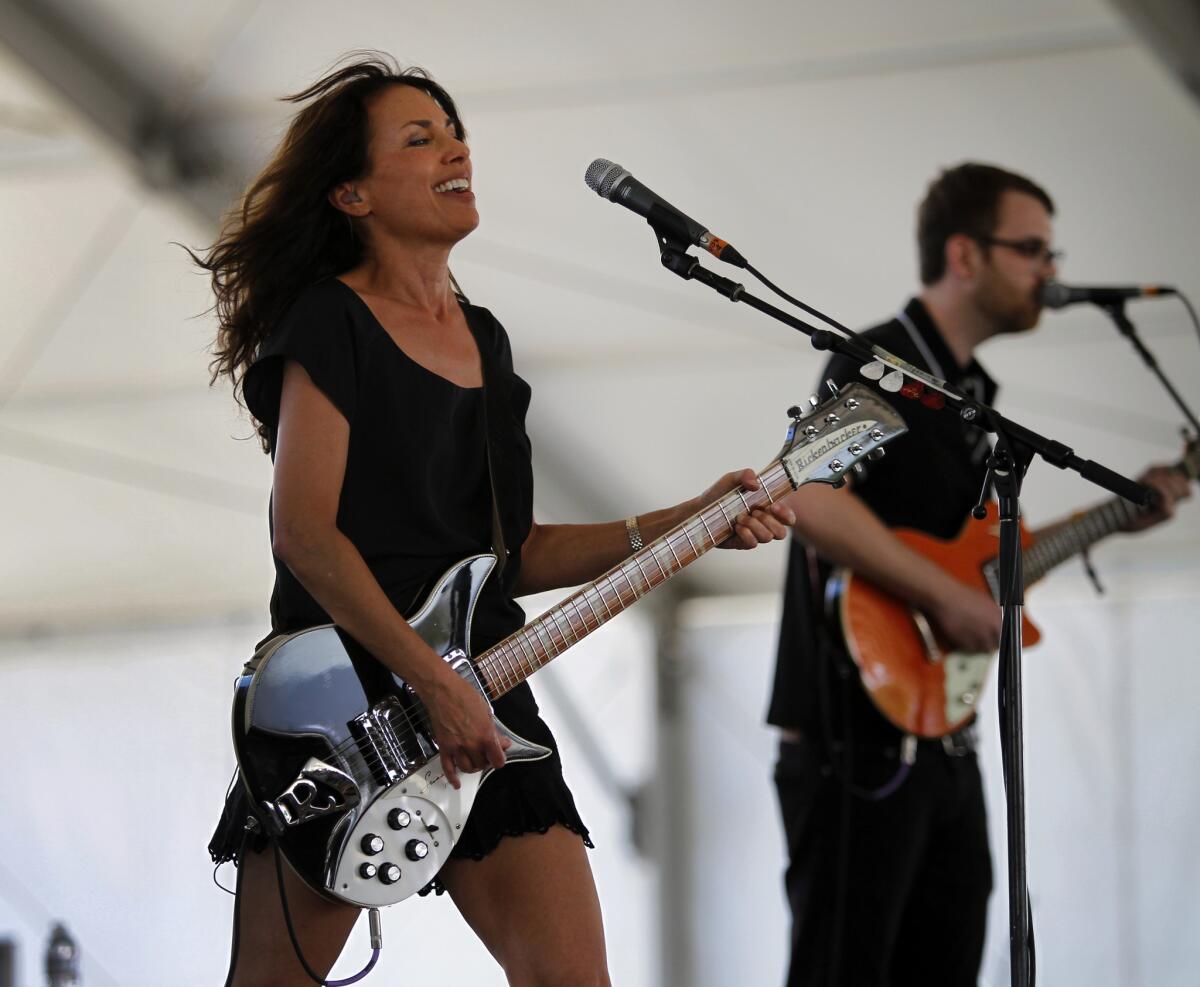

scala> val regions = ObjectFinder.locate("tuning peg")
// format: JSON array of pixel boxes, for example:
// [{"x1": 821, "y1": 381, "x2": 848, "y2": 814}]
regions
[
  {"x1": 830, "y1": 478, "x2": 847, "y2": 490},
  {"x1": 825, "y1": 378, "x2": 839, "y2": 398},
  {"x1": 852, "y1": 463, "x2": 865, "y2": 476},
  {"x1": 868, "y1": 447, "x2": 886, "y2": 461},
  {"x1": 786, "y1": 405, "x2": 803, "y2": 419}
]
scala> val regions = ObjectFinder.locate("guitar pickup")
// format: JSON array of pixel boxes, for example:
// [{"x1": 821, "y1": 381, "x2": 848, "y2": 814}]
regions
[{"x1": 261, "y1": 757, "x2": 361, "y2": 833}]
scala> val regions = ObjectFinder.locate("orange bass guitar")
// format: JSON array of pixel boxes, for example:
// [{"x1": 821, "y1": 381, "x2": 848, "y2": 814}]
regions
[{"x1": 829, "y1": 439, "x2": 1197, "y2": 738}]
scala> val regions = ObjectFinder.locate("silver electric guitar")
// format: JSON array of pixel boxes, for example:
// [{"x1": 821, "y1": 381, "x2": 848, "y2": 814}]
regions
[{"x1": 231, "y1": 383, "x2": 907, "y2": 907}]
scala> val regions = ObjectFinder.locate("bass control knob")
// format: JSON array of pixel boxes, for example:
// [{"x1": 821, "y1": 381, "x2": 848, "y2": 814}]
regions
[
  {"x1": 360, "y1": 834, "x2": 384, "y2": 855},
  {"x1": 359, "y1": 863, "x2": 378, "y2": 879},
  {"x1": 405, "y1": 839, "x2": 429, "y2": 861},
  {"x1": 387, "y1": 808, "x2": 411, "y2": 830},
  {"x1": 379, "y1": 863, "x2": 402, "y2": 885}
]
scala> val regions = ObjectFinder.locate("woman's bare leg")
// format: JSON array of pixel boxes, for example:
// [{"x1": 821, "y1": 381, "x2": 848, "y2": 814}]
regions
[
  {"x1": 226, "y1": 845, "x2": 361, "y2": 987},
  {"x1": 439, "y1": 825, "x2": 611, "y2": 987}
]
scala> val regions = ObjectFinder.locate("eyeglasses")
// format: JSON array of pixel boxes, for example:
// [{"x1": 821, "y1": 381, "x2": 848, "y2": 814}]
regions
[{"x1": 974, "y1": 235, "x2": 1063, "y2": 266}]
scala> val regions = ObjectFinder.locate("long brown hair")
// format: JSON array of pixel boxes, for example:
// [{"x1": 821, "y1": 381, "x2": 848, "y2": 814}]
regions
[{"x1": 192, "y1": 52, "x2": 465, "y2": 445}]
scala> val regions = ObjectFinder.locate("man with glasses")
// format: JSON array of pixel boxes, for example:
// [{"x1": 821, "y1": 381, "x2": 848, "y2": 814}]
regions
[{"x1": 767, "y1": 162, "x2": 1187, "y2": 985}]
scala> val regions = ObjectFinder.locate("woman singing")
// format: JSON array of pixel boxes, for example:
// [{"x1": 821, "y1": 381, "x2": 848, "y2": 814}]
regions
[{"x1": 201, "y1": 54, "x2": 794, "y2": 986}]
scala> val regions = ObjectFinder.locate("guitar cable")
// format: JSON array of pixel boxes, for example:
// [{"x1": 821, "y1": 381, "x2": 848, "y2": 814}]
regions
[
  {"x1": 272, "y1": 841, "x2": 383, "y2": 986},
  {"x1": 817, "y1": 643, "x2": 916, "y2": 801}
]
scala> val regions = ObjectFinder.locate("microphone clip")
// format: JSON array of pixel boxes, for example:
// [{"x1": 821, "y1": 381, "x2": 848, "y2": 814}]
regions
[
  {"x1": 650, "y1": 205, "x2": 702, "y2": 281},
  {"x1": 660, "y1": 244, "x2": 699, "y2": 280}
]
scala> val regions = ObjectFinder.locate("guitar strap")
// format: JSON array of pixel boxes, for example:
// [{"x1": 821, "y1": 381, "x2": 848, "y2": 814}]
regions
[{"x1": 468, "y1": 306, "x2": 510, "y2": 577}]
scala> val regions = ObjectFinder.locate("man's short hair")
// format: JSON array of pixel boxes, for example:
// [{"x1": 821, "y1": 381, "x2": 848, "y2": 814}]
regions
[{"x1": 917, "y1": 163, "x2": 1055, "y2": 285}]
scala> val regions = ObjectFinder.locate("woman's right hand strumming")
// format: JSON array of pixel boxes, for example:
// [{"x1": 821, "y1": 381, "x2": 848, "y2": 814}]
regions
[{"x1": 420, "y1": 665, "x2": 512, "y2": 790}]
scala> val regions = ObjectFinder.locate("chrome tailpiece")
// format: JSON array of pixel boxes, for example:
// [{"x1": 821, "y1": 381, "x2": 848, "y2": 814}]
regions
[{"x1": 262, "y1": 757, "x2": 361, "y2": 833}]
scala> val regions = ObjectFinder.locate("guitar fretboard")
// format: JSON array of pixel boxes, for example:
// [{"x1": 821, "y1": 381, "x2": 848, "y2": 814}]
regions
[
  {"x1": 475, "y1": 461, "x2": 797, "y2": 700},
  {"x1": 1021, "y1": 449, "x2": 1196, "y2": 587},
  {"x1": 1022, "y1": 496, "x2": 1141, "y2": 587}
]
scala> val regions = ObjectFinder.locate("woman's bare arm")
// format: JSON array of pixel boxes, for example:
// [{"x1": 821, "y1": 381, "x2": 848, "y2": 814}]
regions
[{"x1": 514, "y1": 469, "x2": 796, "y2": 596}]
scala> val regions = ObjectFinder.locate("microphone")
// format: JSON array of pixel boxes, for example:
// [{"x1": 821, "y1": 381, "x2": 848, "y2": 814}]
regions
[
  {"x1": 584, "y1": 158, "x2": 747, "y2": 268},
  {"x1": 1040, "y1": 280, "x2": 1176, "y2": 309}
]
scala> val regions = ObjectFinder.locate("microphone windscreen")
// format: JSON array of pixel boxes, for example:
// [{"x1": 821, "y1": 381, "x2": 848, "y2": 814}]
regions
[
  {"x1": 1039, "y1": 281, "x2": 1072, "y2": 309},
  {"x1": 584, "y1": 158, "x2": 629, "y2": 199}
]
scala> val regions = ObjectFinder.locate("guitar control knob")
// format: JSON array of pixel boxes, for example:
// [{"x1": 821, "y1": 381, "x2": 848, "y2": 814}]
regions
[
  {"x1": 379, "y1": 863, "x2": 402, "y2": 885},
  {"x1": 360, "y1": 834, "x2": 384, "y2": 855},
  {"x1": 359, "y1": 863, "x2": 378, "y2": 879},
  {"x1": 388, "y1": 808, "x2": 412, "y2": 830},
  {"x1": 406, "y1": 839, "x2": 430, "y2": 861}
]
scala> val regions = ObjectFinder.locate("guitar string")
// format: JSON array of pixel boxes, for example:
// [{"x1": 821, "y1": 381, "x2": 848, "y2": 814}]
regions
[
  {"x1": 266, "y1": 499, "x2": 747, "y2": 786},
  {"x1": 258, "y1": 460, "x2": 808, "y2": 793},
  {"x1": 300, "y1": 474, "x2": 785, "y2": 745},
  {"x1": 297, "y1": 533, "x2": 701, "y2": 778}
]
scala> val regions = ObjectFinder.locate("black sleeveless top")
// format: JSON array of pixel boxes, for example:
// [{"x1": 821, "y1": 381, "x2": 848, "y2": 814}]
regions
[{"x1": 243, "y1": 278, "x2": 535, "y2": 654}]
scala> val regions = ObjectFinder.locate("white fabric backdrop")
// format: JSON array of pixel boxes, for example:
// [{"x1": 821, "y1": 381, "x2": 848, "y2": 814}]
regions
[
  {"x1": 0, "y1": 609, "x2": 656, "y2": 986},
  {"x1": 674, "y1": 551, "x2": 1200, "y2": 987}
]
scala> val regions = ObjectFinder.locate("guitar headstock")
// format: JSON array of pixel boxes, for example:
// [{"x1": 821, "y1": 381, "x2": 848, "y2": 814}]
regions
[{"x1": 777, "y1": 382, "x2": 908, "y2": 489}]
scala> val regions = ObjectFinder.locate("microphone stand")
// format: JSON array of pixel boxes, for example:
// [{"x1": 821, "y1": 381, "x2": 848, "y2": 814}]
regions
[
  {"x1": 652, "y1": 233, "x2": 1153, "y2": 987},
  {"x1": 976, "y1": 411, "x2": 1036, "y2": 987},
  {"x1": 1100, "y1": 301, "x2": 1200, "y2": 434}
]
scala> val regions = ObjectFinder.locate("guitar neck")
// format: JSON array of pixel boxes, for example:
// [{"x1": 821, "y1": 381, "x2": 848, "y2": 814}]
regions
[
  {"x1": 475, "y1": 461, "x2": 796, "y2": 701},
  {"x1": 1023, "y1": 496, "x2": 1139, "y2": 587},
  {"x1": 1023, "y1": 454, "x2": 1193, "y2": 586}
]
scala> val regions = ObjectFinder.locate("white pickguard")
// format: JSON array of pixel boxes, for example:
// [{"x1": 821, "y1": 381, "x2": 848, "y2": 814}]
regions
[
  {"x1": 940, "y1": 650, "x2": 991, "y2": 725},
  {"x1": 329, "y1": 714, "x2": 551, "y2": 908},
  {"x1": 331, "y1": 767, "x2": 481, "y2": 907}
]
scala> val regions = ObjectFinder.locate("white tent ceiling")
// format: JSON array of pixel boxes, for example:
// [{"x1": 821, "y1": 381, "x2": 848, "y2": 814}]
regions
[{"x1": 2, "y1": 0, "x2": 1198, "y2": 634}]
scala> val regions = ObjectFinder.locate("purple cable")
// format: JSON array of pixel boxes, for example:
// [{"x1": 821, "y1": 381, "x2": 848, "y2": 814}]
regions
[
  {"x1": 325, "y1": 949, "x2": 380, "y2": 986},
  {"x1": 863, "y1": 759, "x2": 912, "y2": 801}
]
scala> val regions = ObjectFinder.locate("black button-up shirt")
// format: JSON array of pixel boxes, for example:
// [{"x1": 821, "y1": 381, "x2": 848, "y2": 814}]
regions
[{"x1": 767, "y1": 298, "x2": 998, "y2": 743}]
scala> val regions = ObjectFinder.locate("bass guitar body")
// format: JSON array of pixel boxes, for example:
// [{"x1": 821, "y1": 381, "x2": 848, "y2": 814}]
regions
[
  {"x1": 231, "y1": 554, "x2": 551, "y2": 908},
  {"x1": 830, "y1": 503, "x2": 1040, "y2": 737}
]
